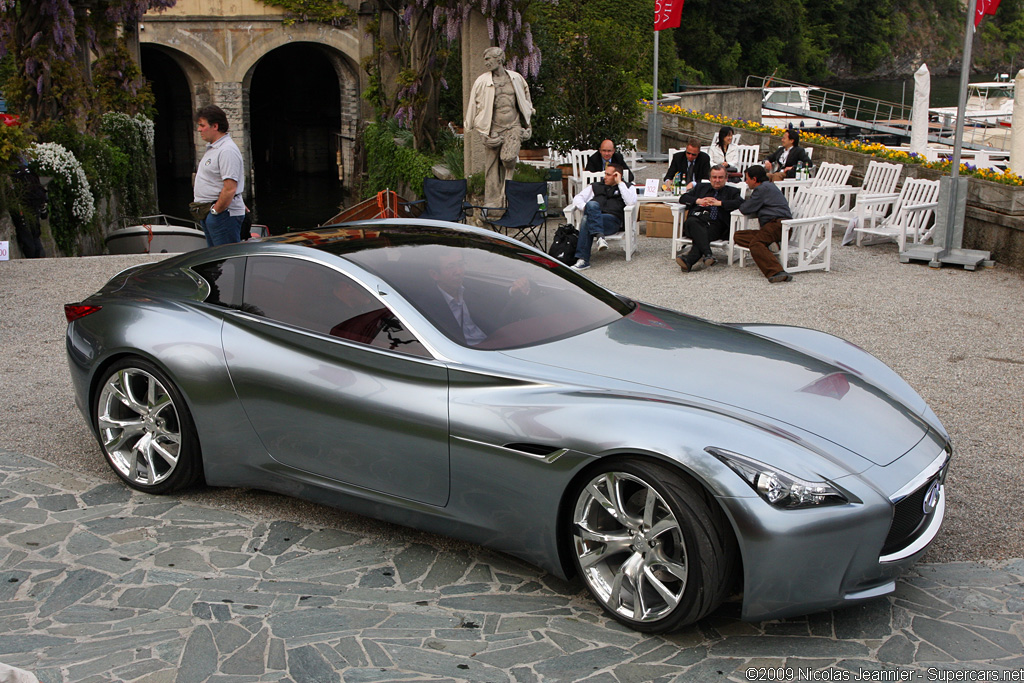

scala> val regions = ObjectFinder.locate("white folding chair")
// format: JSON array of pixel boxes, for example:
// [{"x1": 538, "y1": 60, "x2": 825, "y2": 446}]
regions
[{"x1": 851, "y1": 178, "x2": 941, "y2": 250}]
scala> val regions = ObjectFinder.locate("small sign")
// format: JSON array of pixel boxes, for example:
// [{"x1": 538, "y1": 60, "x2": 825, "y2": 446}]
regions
[
  {"x1": 0, "y1": 241, "x2": 8, "y2": 261},
  {"x1": 643, "y1": 179, "x2": 659, "y2": 197}
]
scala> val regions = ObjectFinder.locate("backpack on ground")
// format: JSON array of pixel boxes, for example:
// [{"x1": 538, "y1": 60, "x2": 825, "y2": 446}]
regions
[{"x1": 547, "y1": 223, "x2": 579, "y2": 266}]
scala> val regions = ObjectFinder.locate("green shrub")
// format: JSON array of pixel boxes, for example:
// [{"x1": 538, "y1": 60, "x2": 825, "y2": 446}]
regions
[
  {"x1": 100, "y1": 112, "x2": 156, "y2": 218},
  {"x1": 363, "y1": 121, "x2": 435, "y2": 198}
]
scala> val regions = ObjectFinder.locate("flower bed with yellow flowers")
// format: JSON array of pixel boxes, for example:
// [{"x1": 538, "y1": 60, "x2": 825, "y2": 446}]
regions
[{"x1": 650, "y1": 102, "x2": 1024, "y2": 187}]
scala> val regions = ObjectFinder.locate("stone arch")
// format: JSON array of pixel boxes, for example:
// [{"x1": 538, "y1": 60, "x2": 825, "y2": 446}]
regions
[
  {"x1": 243, "y1": 41, "x2": 360, "y2": 231},
  {"x1": 139, "y1": 44, "x2": 217, "y2": 214}
]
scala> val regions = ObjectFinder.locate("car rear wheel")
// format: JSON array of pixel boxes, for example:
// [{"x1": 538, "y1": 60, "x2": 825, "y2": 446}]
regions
[
  {"x1": 570, "y1": 458, "x2": 736, "y2": 632},
  {"x1": 93, "y1": 358, "x2": 202, "y2": 494}
]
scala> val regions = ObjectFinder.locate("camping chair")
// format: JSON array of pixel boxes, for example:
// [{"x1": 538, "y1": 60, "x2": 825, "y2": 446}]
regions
[
  {"x1": 476, "y1": 180, "x2": 548, "y2": 249},
  {"x1": 401, "y1": 178, "x2": 471, "y2": 223}
]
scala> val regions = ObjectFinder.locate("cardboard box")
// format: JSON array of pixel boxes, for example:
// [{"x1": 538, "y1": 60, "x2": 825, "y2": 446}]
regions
[
  {"x1": 645, "y1": 220, "x2": 673, "y2": 238},
  {"x1": 639, "y1": 204, "x2": 673, "y2": 222}
]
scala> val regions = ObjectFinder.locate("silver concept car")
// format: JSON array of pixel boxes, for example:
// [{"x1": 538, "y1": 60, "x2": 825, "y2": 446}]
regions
[{"x1": 65, "y1": 221, "x2": 950, "y2": 633}]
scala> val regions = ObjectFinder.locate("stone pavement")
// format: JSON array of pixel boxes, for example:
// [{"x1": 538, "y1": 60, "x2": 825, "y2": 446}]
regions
[{"x1": 2, "y1": 450, "x2": 1023, "y2": 682}]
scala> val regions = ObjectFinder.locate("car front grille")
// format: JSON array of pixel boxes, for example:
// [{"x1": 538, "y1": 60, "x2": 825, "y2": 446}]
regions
[{"x1": 881, "y1": 469, "x2": 944, "y2": 556}]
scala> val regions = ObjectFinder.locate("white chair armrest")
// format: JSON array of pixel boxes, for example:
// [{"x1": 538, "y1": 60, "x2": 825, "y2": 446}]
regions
[
  {"x1": 901, "y1": 201, "x2": 939, "y2": 213},
  {"x1": 856, "y1": 192, "x2": 901, "y2": 208}
]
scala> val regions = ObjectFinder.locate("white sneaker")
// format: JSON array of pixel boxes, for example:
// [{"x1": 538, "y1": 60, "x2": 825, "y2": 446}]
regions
[
  {"x1": 596, "y1": 237, "x2": 609, "y2": 252},
  {"x1": 571, "y1": 259, "x2": 590, "y2": 271}
]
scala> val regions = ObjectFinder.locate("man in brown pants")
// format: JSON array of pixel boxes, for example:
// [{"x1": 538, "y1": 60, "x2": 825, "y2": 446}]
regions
[{"x1": 734, "y1": 165, "x2": 794, "y2": 283}]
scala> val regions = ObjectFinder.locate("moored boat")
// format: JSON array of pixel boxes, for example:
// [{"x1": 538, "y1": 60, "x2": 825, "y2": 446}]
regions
[{"x1": 106, "y1": 215, "x2": 207, "y2": 255}]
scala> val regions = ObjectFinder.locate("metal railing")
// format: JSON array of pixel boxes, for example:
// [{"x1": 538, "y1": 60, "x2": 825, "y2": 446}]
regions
[{"x1": 745, "y1": 75, "x2": 1010, "y2": 152}]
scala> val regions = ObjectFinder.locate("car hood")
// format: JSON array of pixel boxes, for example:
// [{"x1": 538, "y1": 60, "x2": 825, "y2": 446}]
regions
[{"x1": 499, "y1": 305, "x2": 929, "y2": 465}]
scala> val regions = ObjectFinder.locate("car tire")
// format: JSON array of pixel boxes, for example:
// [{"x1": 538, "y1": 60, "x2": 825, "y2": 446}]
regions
[
  {"x1": 93, "y1": 358, "x2": 203, "y2": 494},
  {"x1": 569, "y1": 458, "x2": 737, "y2": 632}
]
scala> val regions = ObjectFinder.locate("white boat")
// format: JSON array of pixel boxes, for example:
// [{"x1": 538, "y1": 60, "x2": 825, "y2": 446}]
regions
[
  {"x1": 761, "y1": 86, "x2": 838, "y2": 128},
  {"x1": 929, "y1": 75, "x2": 1015, "y2": 127},
  {"x1": 106, "y1": 214, "x2": 207, "y2": 254}
]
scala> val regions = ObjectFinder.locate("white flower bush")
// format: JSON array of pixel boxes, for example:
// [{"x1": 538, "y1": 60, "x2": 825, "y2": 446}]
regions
[
  {"x1": 29, "y1": 141, "x2": 95, "y2": 224},
  {"x1": 101, "y1": 112, "x2": 155, "y2": 154}
]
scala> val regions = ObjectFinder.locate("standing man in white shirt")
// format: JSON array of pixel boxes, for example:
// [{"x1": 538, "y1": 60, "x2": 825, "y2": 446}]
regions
[
  {"x1": 193, "y1": 105, "x2": 245, "y2": 247},
  {"x1": 569, "y1": 163, "x2": 637, "y2": 271}
]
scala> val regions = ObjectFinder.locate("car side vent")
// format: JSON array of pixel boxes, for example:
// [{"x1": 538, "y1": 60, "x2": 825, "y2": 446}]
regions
[{"x1": 504, "y1": 443, "x2": 563, "y2": 457}]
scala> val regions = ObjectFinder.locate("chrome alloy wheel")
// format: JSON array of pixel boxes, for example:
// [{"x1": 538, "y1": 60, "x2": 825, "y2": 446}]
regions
[
  {"x1": 573, "y1": 471, "x2": 688, "y2": 623},
  {"x1": 96, "y1": 367, "x2": 182, "y2": 487}
]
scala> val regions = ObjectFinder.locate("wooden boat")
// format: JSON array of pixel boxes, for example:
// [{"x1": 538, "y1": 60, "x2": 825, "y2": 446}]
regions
[
  {"x1": 106, "y1": 215, "x2": 207, "y2": 254},
  {"x1": 321, "y1": 190, "x2": 417, "y2": 225}
]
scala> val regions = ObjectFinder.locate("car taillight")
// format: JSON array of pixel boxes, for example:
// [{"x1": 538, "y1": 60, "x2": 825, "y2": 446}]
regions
[{"x1": 64, "y1": 304, "x2": 102, "y2": 322}]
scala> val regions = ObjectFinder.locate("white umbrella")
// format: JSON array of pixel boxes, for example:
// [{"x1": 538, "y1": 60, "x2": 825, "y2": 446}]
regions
[{"x1": 910, "y1": 63, "x2": 930, "y2": 156}]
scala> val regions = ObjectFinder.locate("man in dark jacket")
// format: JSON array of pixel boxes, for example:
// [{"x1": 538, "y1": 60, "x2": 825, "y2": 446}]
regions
[
  {"x1": 735, "y1": 165, "x2": 794, "y2": 283},
  {"x1": 763, "y1": 129, "x2": 812, "y2": 181},
  {"x1": 664, "y1": 138, "x2": 711, "y2": 190},
  {"x1": 675, "y1": 165, "x2": 743, "y2": 272},
  {"x1": 585, "y1": 140, "x2": 630, "y2": 175},
  {"x1": 569, "y1": 163, "x2": 637, "y2": 271}
]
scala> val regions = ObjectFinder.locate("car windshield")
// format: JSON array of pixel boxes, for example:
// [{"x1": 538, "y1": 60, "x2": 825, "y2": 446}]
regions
[{"x1": 316, "y1": 227, "x2": 633, "y2": 349}]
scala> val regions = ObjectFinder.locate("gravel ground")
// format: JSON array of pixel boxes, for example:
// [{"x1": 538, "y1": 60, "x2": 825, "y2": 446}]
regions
[{"x1": 2, "y1": 200, "x2": 1022, "y2": 564}]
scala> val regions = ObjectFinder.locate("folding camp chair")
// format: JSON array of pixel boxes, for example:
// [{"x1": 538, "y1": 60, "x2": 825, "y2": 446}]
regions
[
  {"x1": 400, "y1": 178, "x2": 471, "y2": 223},
  {"x1": 476, "y1": 180, "x2": 548, "y2": 248}
]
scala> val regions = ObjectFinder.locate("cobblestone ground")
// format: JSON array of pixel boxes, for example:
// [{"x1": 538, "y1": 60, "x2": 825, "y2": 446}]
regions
[{"x1": 1, "y1": 449, "x2": 1022, "y2": 682}]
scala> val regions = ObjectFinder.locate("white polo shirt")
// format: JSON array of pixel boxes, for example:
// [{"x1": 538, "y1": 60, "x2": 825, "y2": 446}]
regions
[{"x1": 193, "y1": 133, "x2": 245, "y2": 216}]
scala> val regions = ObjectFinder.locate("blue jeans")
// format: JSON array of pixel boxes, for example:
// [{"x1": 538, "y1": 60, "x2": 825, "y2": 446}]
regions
[
  {"x1": 202, "y1": 211, "x2": 243, "y2": 247},
  {"x1": 574, "y1": 201, "x2": 622, "y2": 264}
]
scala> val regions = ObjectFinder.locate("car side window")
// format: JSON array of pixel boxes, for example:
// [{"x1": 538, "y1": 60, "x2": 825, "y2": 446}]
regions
[
  {"x1": 193, "y1": 258, "x2": 244, "y2": 309},
  {"x1": 242, "y1": 256, "x2": 430, "y2": 358}
]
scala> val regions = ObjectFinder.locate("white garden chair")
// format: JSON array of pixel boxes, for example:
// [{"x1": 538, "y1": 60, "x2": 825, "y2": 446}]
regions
[
  {"x1": 568, "y1": 149, "x2": 596, "y2": 198},
  {"x1": 733, "y1": 145, "x2": 760, "y2": 174},
  {"x1": 669, "y1": 182, "x2": 747, "y2": 259},
  {"x1": 562, "y1": 197, "x2": 639, "y2": 262},
  {"x1": 831, "y1": 161, "x2": 903, "y2": 236},
  {"x1": 730, "y1": 186, "x2": 837, "y2": 273},
  {"x1": 851, "y1": 178, "x2": 941, "y2": 251}
]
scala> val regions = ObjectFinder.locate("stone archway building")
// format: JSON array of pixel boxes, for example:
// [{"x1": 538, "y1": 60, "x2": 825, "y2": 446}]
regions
[{"x1": 141, "y1": 0, "x2": 366, "y2": 199}]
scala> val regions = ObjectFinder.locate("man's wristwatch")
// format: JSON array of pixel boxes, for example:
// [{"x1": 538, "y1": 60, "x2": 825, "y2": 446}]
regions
[{"x1": 210, "y1": 207, "x2": 218, "y2": 215}]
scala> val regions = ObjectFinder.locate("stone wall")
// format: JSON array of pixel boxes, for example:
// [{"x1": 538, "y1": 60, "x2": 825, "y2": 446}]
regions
[
  {"x1": 664, "y1": 88, "x2": 762, "y2": 124},
  {"x1": 643, "y1": 113, "x2": 1024, "y2": 270}
]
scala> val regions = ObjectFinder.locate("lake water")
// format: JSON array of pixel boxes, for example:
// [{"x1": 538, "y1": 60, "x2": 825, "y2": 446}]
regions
[{"x1": 824, "y1": 73, "x2": 991, "y2": 109}]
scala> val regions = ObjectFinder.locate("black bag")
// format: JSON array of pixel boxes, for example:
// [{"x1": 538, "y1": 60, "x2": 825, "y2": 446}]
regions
[{"x1": 547, "y1": 223, "x2": 579, "y2": 266}]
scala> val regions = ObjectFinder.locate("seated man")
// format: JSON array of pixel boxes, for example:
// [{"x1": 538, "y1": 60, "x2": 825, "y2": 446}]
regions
[
  {"x1": 585, "y1": 139, "x2": 631, "y2": 175},
  {"x1": 675, "y1": 164, "x2": 743, "y2": 273},
  {"x1": 420, "y1": 251, "x2": 531, "y2": 346},
  {"x1": 734, "y1": 165, "x2": 794, "y2": 283},
  {"x1": 763, "y1": 128, "x2": 812, "y2": 181},
  {"x1": 664, "y1": 138, "x2": 710, "y2": 191},
  {"x1": 569, "y1": 162, "x2": 637, "y2": 271}
]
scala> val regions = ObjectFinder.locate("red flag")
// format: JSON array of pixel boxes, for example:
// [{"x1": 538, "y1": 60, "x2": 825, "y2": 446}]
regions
[
  {"x1": 975, "y1": 0, "x2": 1001, "y2": 27},
  {"x1": 655, "y1": 0, "x2": 684, "y2": 31}
]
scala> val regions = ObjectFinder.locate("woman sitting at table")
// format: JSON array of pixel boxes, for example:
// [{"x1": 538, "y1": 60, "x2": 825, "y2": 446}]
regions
[{"x1": 709, "y1": 126, "x2": 739, "y2": 173}]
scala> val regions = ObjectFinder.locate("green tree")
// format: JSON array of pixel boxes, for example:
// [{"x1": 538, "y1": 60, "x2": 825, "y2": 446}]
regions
[
  {"x1": 0, "y1": 0, "x2": 174, "y2": 129},
  {"x1": 529, "y1": 0, "x2": 672, "y2": 152}
]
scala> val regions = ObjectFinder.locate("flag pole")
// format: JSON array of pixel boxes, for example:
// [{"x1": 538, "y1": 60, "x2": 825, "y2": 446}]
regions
[
  {"x1": 646, "y1": 29, "x2": 665, "y2": 161},
  {"x1": 900, "y1": 0, "x2": 991, "y2": 269}
]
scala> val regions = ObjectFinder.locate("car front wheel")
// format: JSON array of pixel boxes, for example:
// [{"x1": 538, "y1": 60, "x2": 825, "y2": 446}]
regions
[
  {"x1": 93, "y1": 358, "x2": 203, "y2": 494},
  {"x1": 570, "y1": 458, "x2": 737, "y2": 632}
]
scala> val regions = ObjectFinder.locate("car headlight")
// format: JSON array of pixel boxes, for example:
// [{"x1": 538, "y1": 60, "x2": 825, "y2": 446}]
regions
[{"x1": 707, "y1": 447, "x2": 848, "y2": 509}]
